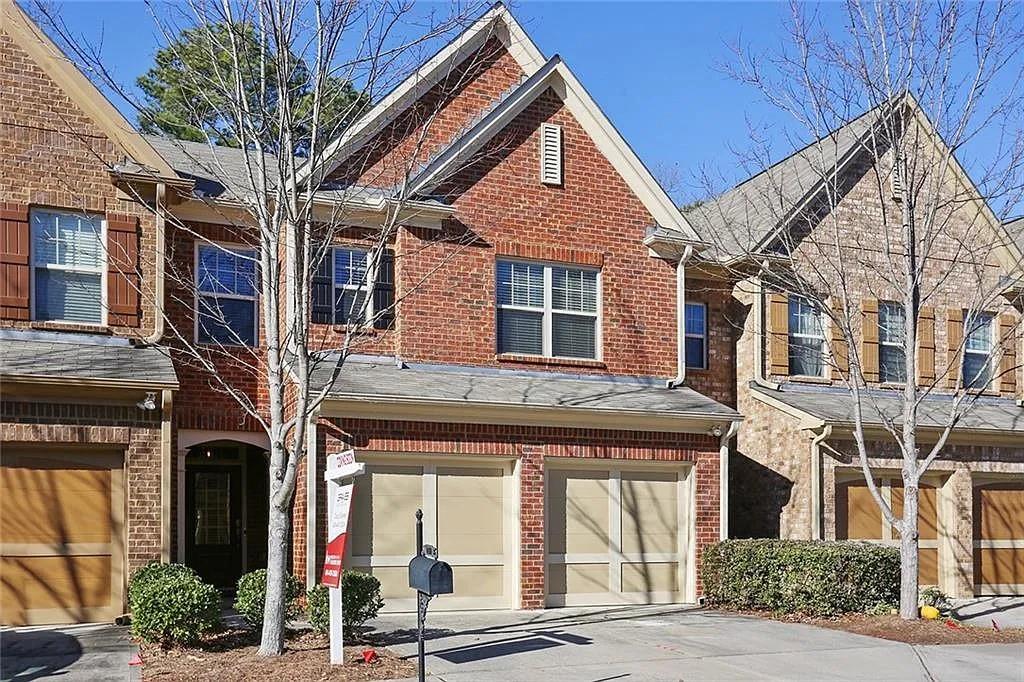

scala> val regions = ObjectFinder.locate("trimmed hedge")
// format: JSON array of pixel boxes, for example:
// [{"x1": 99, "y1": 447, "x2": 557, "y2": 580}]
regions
[
  {"x1": 701, "y1": 539, "x2": 899, "y2": 616},
  {"x1": 234, "y1": 569, "x2": 304, "y2": 629},
  {"x1": 128, "y1": 563, "x2": 221, "y2": 645},
  {"x1": 307, "y1": 571, "x2": 384, "y2": 635}
]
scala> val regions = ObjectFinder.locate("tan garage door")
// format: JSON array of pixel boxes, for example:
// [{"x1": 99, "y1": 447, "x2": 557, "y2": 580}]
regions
[
  {"x1": 974, "y1": 481, "x2": 1024, "y2": 595},
  {"x1": 545, "y1": 465, "x2": 690, "y2": 607},
  {"x1": 1, "y1": 450, "x2": 125, "y2": 625},
  {"x1": 835, "y1": 477, "x2": 938, "y2": 585},
  {"x1": 346, "y1": 457, "x2": 513, "y2": 611}
]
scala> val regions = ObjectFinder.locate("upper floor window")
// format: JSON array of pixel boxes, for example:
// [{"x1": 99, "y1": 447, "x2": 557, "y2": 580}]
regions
[
  {"x1": 31, "y1": 209, "x2": 104, "y2": 324},
  {"x1": 963, "y1": 312, "x2": 995, "y2": 389},
  {"x1": 788, "y1": 296, "x2": 825, "y2": 377},
  {"x1": 196, "y1": 243, "x2": 258, "y2": 346},
  {"x1": 685, "y1": 302, "x2": 707, "y2": 370},
  {"x1": 878, "y1": 302, "x2": 906, "y2": 383},
  {"x1": 334, "y1": 247, "x2": 371, "y2": 325},
  {"x1": 496, "y1": 259, "x2": 599, "y2": 360}
]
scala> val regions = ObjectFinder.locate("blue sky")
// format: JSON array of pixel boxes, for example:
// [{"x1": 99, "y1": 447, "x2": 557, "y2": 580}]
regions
[{"x1": 39, "y1": 1, "x2": 1022, "y2": 213}]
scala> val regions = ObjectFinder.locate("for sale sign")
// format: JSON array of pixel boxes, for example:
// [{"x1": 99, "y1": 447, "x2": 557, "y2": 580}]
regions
[{"x1": 321, "y1": 482, "x2": 354, "y2": 588}]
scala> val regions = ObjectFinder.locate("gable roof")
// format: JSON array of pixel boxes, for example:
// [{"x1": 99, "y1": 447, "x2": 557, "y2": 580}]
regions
[
  {"x1": 295, "y1": 3, "x2": 545, "y2": 189},
  {"x1": 1005, "y1": 216, "x2": 1024, "y2": 254},
  {"x1": 2, "y1": 0, "x2": 177, "y2": 179},
  {"x1": 408, "y1": 55, "x2": 701, "y2": 239}
]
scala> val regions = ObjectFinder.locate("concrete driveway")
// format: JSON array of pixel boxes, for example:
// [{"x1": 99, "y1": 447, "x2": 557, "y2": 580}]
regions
[
  {"x1": 368, "y1": 605, "x2": 1024, "y2": 681},
  {"x1": 0, "y1": 624, "x2": 139, "y2": 682}
]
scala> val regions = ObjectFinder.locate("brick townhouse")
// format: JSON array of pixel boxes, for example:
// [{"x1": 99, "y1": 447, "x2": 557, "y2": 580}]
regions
[
  {"x1": 0, "y1": 1, "x2": 741, "y2": 625},
  {"x1": 685, "y1": 102, "x2": 1024, "y2": 599}
]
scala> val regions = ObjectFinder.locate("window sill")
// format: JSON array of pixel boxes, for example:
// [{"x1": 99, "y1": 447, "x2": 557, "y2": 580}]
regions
[
  {"x1": 785, "y1": 374, "x2": 832, "y2": 385},
  {"x1": 495, "y1": 353, "x2": 606, "y2": 369},
  {"x1": 30, "y1": 321, "x2": 112, "y2": 335},
  {"x1": 331, "y1": 324, "x2": 383, "y2": 335}
]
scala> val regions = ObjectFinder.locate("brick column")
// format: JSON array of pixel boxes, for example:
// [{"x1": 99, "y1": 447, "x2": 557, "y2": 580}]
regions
[{"x1": 519, "y1": 445, "x2": 545, "y2": 609}]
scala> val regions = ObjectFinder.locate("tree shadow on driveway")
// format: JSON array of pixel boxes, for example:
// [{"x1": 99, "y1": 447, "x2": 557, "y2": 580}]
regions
[{"x1": 1, "y1": 627, "x2": 83, "y2": 682}]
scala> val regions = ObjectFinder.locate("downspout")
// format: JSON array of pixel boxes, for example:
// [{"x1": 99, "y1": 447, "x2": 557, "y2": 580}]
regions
[
  {"x1": 305, "y1": 405, "x2": 321, "y2": 589},
  {"x1": 809, "y1": 424, "x2": 832, "y2": 540},
  {"x1": 752, "y1": 273, "x2": 781, "y2": 391},
  {"x1": 143, "y1": 182, "x2": 167, "y2": 345},
  {"x1": 160, "y1": 388, "x2": 173, "y2": 562},
  {"x1": 718, "y1": 420, "x2": 741, "y2": 540},
  {"x1": 667, "y1": 245, "x2": 695, "y2": 389}
]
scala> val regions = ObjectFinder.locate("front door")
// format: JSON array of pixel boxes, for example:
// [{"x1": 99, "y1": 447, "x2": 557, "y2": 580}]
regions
[{"x1": 186, "y1": 466, "x2": 242, "y2": 589}]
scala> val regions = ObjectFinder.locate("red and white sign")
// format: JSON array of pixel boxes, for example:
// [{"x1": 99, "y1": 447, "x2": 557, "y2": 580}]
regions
[
  {"x1": 321, "y1": 482, "x2": 354, "y2": 588},
  {"x1": 325, "y1": 449, "x2": 365, "y2": 482}
]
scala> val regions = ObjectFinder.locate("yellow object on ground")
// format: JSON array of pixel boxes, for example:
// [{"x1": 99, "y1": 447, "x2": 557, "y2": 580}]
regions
[{"x1": 920, "y1": 605, "x2": 940, "y2": 619}]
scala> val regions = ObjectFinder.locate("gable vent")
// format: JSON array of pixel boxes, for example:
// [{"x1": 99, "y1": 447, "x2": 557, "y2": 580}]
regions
[
  {"x1": 890, "y1": 166, "x2": 903, "y2": 202},
  {"x1": 540, "y1": 123, "x2": 563, "y2": 186}
]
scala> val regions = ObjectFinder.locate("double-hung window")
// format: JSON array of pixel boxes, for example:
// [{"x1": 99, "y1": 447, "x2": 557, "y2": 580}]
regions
[
  {"x1": 496, "y1": 260, "x2": 599, "y2": 360},
  {"x1": 963, "y1": 312, "x2": 995, "y2": 389},
  {"x1": 31, "y1": 209, "x2": 104, "y2": 324},
  {"x1": 196, "y1": 243, "x2": 258, "y2": 346},
  {"x1": 685, "y1": 302, "x2": 708, "y2": 369},
  {"x1": 878, "y1": 302, "x2": 906, "y2": 383},
  {"x1": 788, "y1": 296, "x2": 825, "y2": 377},
  {"x1": 333, "y1": 247, "x2": 371, "y2": 325}
]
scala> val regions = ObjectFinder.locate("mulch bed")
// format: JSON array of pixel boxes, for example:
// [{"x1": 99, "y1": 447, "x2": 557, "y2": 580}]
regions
[
  {"x1": 738, "y1": 609, "x2": 1024, "y2": 645},
  {"x1": 139, "y1": 629, "x2": 415, "y2": 681}
]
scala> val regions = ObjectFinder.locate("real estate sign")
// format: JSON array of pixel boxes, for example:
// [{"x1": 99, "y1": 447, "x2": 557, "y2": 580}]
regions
[{"x1": 323, "y1": 449, "x2": 365, "y2": 665}]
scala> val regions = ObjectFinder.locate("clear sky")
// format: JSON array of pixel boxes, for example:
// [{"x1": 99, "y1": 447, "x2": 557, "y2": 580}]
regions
[{"x1": 37, "y1": 1, "x2": 1023, "y2": 214}]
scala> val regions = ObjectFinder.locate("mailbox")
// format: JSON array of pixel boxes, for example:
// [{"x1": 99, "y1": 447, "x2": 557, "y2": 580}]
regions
[{"x1": 408, "y1": 554, "x2": 453, "y2": 596}]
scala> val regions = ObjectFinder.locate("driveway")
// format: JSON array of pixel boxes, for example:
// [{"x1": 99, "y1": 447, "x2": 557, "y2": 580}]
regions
[
  {"x1": 0, "y1": 624, "x2": 139, "y2": 682},
  {"x1": 368, "y1": 605, "x2": 1024, "y2": 681},
  {"x1": 952, "y1": 597, "x2": 1024, "y2": 629}
]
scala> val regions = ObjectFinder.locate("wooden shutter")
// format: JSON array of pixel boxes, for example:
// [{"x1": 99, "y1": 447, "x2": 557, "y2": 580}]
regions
[
  {"x1": 861, "y1": 298, "x2": 880, "y2": 382},
  {"x1": 767, "y1": 293, "x2": 789, "y2": 376},
  {"x1": 311, "y1": 247, "x2": 333, "y2": 324},
  {"x1": 1000, "y1": 314, "x2": 1018, "y2": 395},
  {"x1": 830, "y1": 299, "x2": 849, "y2": 380},
  {"x1": 0, "y1": 204, "x2": 30, "y2": 320},
  {"x1": 917, "y1": 306, "x2": 936, "y2": 383},
  {"x1": 540, "y1": 123, "x2": 563, "y2": 186},
  {"x1": 105, "y1": 213, "x2": 140, "y2": 327},
  {"x1": 372, "y1": 249, "x2": 395, "y2": 330},
  {"x1": 946, "y1": 308, "x2": 963, "y2": 389}
]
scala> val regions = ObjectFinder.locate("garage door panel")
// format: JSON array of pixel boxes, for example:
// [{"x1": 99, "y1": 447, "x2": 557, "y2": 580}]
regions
[
  {"x1": 548, "y1": 563, "x2": 609, "y2": 595},
  {"x1": 836, "y1": 481, "x2": 883, "y2": 540},
  {"x1": 975, "y1": 548, "x2": 1024, "y2": 588},
  {"x1": 1, "y1": 556, "x2": 112, "y2": 610},
  {"x1": 450, "y1": 565, "x2": 504, "y2": 598},
  {"x1": 976, "y1": 485, "x2": 1024, "y2": 540},
  {"x1": 2, "y1": 464, "x2": 112, "y2": 545},
  {"x1": 621, "y1": 562, "x2": 678, "y2": 594},
  {"x1": 548, "y1": 470, "x2": 609, "y2": 555},
  {"x1": 351, "y1": 466, "x2": 422, "y2": 557},
  {"x1": 437, "y1": 468, "x2": 503, "y2": 556},
  {"x1": 353, "y1": 566, "x2": 408, "y2": 600},
  {"x1": 892, "y1": 485, "x2": 938, "y2": 540},
  {"x1": 974, "y1": 482, "x2": 1024, "y2": 595},
  {"x1": 621, "y1": 472, "x2": 677, "y2": 555}
]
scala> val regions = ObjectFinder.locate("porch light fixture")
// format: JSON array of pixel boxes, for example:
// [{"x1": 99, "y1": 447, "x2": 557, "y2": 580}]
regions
[
  {"x1": 136, "y1": 392, "x2": 157, "y2": 411},
  {"x1": 710, "y1": 425, "x2": 724, "y2": 438}
]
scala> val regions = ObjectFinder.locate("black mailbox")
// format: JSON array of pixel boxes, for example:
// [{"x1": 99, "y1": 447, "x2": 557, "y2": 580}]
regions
[{"x1": 408, "y1": 554, "x2": 453, "y2": 596}]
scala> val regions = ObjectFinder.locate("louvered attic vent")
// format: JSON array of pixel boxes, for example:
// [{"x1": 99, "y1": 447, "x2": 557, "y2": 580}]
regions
[
  {"x1": 540, "y1": 123, "x2": 563, "y2": 186},
  {"x1": 890, "y1": 166, "x2": 903, "y2": 202}
]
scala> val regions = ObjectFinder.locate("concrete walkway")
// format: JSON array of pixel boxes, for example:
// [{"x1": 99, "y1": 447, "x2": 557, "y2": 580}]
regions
[
  {"x1": 367, "y1": 605, "x2": 1024, "y2": 681},
  {"x1": 952, "y1": 597, "x2": 1024, "y2": 629},
  {"x1": 0, "y1": 623, "x2": 139, "y2": 682}
]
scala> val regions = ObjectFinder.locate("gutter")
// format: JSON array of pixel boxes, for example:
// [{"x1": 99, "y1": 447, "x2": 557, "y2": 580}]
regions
[
  {"x1": 809, "y1": 424, "x2": 832, "y2": 540},
  {"x1": 143, "y1": 182, "x2": 167, "y2": 345},
  {"x1": 667, "y1": 244, "x2": 695, "y2": 389}
]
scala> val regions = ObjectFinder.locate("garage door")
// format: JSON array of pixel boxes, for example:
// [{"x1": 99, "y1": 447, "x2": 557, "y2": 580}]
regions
[
  {"x1": 1, "y1": 450, "x2": 125, "y2": 625},
  {"x1": 974, "y1": 481, "x2": 1024, "y2": 595},
  {"x1": 545, "y1": 465, "x2": 691, "y2": 607},
  {"x1": 835, "y1": 477, "x2": 938, "y2": 585},
  {"x1": 346, "y1": 457, "x2": 513, "y2": 611}
]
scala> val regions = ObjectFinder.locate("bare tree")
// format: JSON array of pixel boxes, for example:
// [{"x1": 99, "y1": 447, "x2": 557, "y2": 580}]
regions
[{"x1": 687, "y1": 0, "x2": 1024, "y2": 618}]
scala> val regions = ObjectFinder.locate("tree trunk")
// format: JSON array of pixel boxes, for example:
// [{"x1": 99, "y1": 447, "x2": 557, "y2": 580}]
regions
[
  {"x1": 898, "y1": 480, "x2": 920, "y2": 620},
  {"x1": 259, "y1": 454, "x2": 291, "y2": 656}
]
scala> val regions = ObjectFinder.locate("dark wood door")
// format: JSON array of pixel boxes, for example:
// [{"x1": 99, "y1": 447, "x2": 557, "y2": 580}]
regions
[{"x1": 186, "y1": 466, "x2": 242, "y2": 589}]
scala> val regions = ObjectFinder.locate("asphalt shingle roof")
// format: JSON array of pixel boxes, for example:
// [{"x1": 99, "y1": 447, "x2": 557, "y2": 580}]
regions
[
  {"x1": 751, "y1": 381, "x2": 1024, "y2": 433},
  {"x1": 0, "y1": 330, "x2": 178, "y2": 387},
  {"x1": 1006, "y1": 216, "x2": 1024, "y2": 254},
  {"x1": 311, "y1": 356, "x2": 741, "y2": 420}
]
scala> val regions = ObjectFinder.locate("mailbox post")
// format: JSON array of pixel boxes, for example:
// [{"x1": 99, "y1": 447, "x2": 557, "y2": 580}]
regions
[
  {"x1": 323, "y1": 450, "x2": 365, "y2": 665},
  {"x1": 408, "y1": 509, "x2": 453, "y2": 682}
]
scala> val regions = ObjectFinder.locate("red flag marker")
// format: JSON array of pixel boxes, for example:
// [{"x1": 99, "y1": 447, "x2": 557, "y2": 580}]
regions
[
  {"x1": 362, "y1": 649, "x2": 379, "y2": 664},
  {"x1": 129, "y1": 652, "x2": 144, "y2": 667}
]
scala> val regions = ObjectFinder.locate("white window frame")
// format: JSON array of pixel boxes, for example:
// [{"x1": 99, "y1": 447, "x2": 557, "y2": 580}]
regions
[
  {"x1": 193, "y1": 241, "x2": 259, "y2": 346},
  {"x1": 495, "y1": 258, "x2": 602, "y2": 361},
  {"x1": 331, "y1": 246, "x2": 375, "y2": 326},
  {"x1": 878, "y1": 301, "x2": 907, "y2": 384},
  {"x1": 963, "y1": 311, "x2": 995, "y2": 389},
  {"x1": 29, "y1": 208, "x2": 107, "y2": 326},
  {"x1": 788, "y1": 296, "x2": 826, "y2": 377},
  {"x1": 684, "y1": 302, "x2": 708, "y2": 370}
]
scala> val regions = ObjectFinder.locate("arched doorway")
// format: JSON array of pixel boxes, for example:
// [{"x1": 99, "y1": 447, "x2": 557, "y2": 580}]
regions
[{"x1": 182, "y1": 438, "x2": 270, "y2": 589}]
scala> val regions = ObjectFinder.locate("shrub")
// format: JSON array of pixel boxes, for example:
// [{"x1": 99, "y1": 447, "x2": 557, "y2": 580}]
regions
[
  {"x1": 701, "y1": 539, "x2": 900, "y2": 617},
  {"x1": 307, "y1": 572, "x2": 385, "y2": 635},
  {"x1": 129, "y1": 566, "x2": 221, "y2": 646},
  {"x1": 919, "y1": 586, "x2": 950, "y2": 610},
  {"x1": 234, "y1": 569, "x2": 304, "y2": 629}
]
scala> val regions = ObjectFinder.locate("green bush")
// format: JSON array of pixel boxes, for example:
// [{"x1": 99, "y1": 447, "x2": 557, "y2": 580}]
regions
[
  {"x1": 701, "y1": 539, "x2": 900, "y2": 617},
  {"x1": 234, "y1": 569, "x2": 304, "y2": 629},
  {"x1": 129, "y1": 566, "x2": 221, "y2": 646},
  {"x1": 919, "y1": 586, "x2": 950, "y2": 610},
  {"x1": 307, "y1": 571, "x2": 384, "y2": 635}
]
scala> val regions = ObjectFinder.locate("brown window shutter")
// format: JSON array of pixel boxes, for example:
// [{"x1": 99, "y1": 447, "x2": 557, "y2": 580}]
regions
[
  {"x1": 917, "y1": 306, "x2": 936, "y2": 383},
  {"x1": 946, "y1": 308, "x2": 963, "y2": 389},
  {"x1": 106, "y1": 213, "x2": 141, "y2": 327},
  {"x1": 767, "y1": 293, "x2": 789, "y2": 376},
  {"x1": 831, "y1": 300, "x2": 849, "y2": 380},
  {"x1": 0, "y1": 203, "x2": 31, "y2": 320},
  {"x1": 1000, "y1": 314, "x2": 1017, "y2": 395},
  {"x1": 861, "y1": 298, "x2": 879, "y2": 382}
]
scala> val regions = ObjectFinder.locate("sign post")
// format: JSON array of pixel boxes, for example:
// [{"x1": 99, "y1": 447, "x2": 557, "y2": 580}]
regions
[{"x1": 322, "y1": 449, "x2": 365, "y2": 665}]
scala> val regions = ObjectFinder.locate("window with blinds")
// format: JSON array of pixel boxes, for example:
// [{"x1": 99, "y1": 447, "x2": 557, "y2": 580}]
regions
[
  {"x1": 540, "y1": 123, "x2": 563, "y2": 186},
  {"x1": 878, "y1": 302, "x2": 906, "y2": 383},
  {"x1": 496, "y1": 259, "x2": 599, "y2": 359},
  {"x1": 31, "y1": 209, "x2": 104, "y2": 324},
  {"x1": 964, "y1": 312, "x2": 995, "y2": 389},
  {"x1": 684, "y1": 302, "x2": 707, "y2": 370},
  {"x1": 196, "y1": 243, "x2": 258, "y2": 346},
  {"x1": 334, "y1": 247, "x2": 371, "y2": 325},
  {"x1": 788, "y1": 296, "x2": 825, "y2": 377}
]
